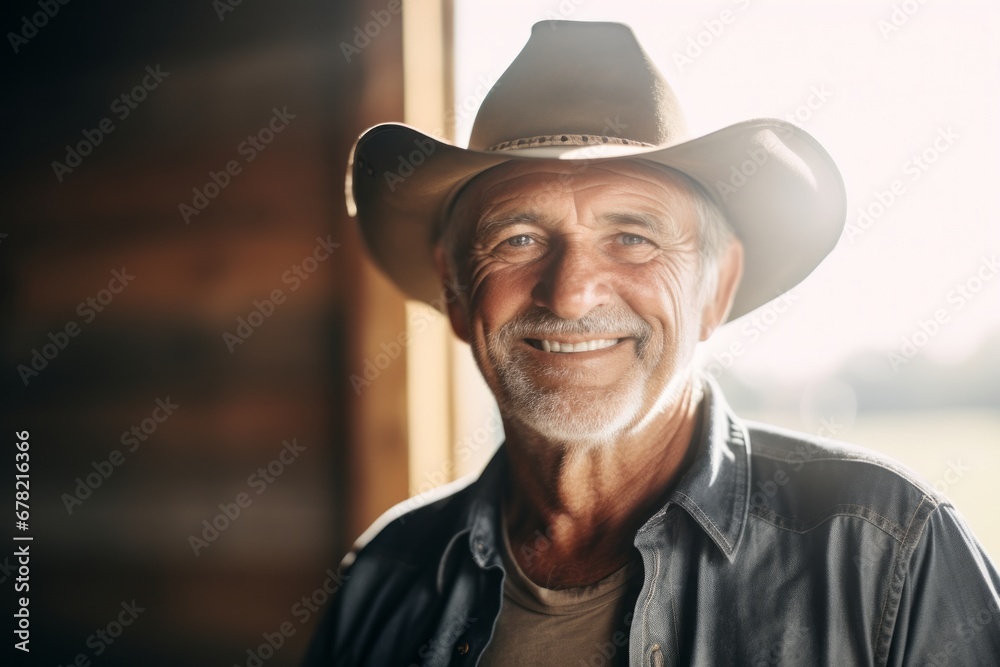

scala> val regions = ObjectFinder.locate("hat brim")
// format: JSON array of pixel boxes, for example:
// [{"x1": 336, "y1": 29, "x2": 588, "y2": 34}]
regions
[{"x1": 348, "y1": 118, "x2": 846, "y2": 322}]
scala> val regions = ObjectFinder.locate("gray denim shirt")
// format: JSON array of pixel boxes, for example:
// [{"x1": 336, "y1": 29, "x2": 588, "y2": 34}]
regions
[{"x1": 304, "y1": 379, "x2": 1000, "y2": 666}]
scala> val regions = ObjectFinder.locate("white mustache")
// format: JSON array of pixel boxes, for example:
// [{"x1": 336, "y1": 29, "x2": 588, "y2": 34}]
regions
[{"x1": 490, "y1": 306, "x2": 653, "y2": 354}]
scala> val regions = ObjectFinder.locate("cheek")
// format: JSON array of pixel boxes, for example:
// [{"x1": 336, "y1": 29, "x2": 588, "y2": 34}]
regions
[
  {"x1": 616, "y1": 262, "x2": 705, "y2": 370},
  {"x1": 469, "y1": 254, "x2": 527, "y2": 304},
  {"x1": 468, "y1": 266, "x2": 537, "y2": 334},
  {"x1": 621, "y1": 260, "x2": 699, "y2": 322}
]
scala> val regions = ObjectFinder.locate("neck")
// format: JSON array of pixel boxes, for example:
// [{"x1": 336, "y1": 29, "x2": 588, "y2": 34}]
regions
[{"x1": 502, "y1": 375, "x2": 704, "y2": 588}]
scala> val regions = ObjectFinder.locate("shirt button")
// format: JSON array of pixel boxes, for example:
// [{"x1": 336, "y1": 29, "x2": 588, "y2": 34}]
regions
[{"x1": 456, "y1": 641, "x2": 470, "y2": 655}]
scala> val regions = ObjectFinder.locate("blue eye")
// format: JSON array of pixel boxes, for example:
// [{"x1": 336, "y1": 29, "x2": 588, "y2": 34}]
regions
[
  {"x1": 506, "y1": 234, "x2": 533, "y2": 247},
  {"x1": 620, "y1": 234, "x2": 647, "y2": 246}
]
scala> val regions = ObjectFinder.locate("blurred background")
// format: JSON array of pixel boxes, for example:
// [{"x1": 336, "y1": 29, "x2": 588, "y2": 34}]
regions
[{"x1": 1, "y1": 0, "x2": 997, "y2": 665}]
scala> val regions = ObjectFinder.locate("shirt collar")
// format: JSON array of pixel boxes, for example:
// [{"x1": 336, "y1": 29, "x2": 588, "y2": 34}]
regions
[
  {"x1": 662, "y1": 374, "x2": 752, "y2": 561},
  {"x1": 438, "y1": 374, "x2": 752, "y2": 587},
  {"x1": 437, "y1": 449, "x2": 507, "y2": 591}
]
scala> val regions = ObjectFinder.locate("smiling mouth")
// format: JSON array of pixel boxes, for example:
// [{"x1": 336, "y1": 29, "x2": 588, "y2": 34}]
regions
[{"x1": 525, "y1": 338, "x2": 621, "y2": 353}]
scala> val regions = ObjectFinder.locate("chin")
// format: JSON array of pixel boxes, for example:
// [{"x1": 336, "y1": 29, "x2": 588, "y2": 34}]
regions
[
  {"x1": 497, "y1": 379, "x2": 646, "y2": 451},
  {"x1": 491, "y1": 359, "x2": 697, "y2": 452}
]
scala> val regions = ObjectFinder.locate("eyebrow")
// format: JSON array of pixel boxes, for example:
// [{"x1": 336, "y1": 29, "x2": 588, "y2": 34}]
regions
[
  {"x1": 472, "y1": 210, "x2": 670, "y2": 243},
  {"x1": 596, "y1": 212, "x2": 665, "y2": 235},
  {"x1": 474, "y1": 213, "x2": 541, "y2": 242}
]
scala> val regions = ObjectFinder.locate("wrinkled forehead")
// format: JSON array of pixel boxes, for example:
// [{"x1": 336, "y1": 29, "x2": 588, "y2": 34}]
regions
[{"x1": 448, "y1": 158, "x2": 699, "y2": 226}]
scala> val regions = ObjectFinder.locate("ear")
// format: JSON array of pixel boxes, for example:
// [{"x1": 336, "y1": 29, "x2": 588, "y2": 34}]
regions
[
  {"x1": 699, "y1": 237, "x2": 744, "y2": 341},
  {"x1": 433, "y1": 245, "x2": 470, "y2": 343}
]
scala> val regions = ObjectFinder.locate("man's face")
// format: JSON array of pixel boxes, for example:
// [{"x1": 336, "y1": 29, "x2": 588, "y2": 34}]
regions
[{"x1": 444, "y1": 159, "x2": 738, "y2": 448}]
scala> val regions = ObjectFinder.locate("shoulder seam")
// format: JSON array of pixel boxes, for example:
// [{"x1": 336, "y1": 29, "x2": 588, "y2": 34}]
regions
[
  {"x1": 873, "y1": 495, "x2": 939, "y2": 662},
  {"x1": 750, "y1": 443, "x2": 940, "y2": 501},
  {"x1": 748, "y1": 504, "x2": 910, "y2": 543}
]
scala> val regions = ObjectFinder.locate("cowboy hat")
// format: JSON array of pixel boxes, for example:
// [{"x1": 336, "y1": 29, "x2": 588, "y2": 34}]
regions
[{"x1": 346, "y1": 20, "x2": 846, "y2": 321}]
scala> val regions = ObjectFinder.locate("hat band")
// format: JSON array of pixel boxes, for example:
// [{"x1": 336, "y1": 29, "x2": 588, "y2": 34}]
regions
[{"x1": 486, "y1": 134, "x2": 655, "y2": 152}]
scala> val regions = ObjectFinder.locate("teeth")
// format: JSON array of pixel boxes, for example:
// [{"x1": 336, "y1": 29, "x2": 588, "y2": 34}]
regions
[{"x1": 533, "y1": 338, "x2": 619, "y2": 353}]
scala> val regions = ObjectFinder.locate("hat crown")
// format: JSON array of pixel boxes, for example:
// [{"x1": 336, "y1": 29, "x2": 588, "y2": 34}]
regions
[{"x1": 469, "y1": 21, "x2": 690, "y2": 151}]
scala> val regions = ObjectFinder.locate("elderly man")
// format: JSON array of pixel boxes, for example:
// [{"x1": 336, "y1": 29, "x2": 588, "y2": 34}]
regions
[{"x1": 305, "y1": 21, "x2": 1000, "y2": 666}]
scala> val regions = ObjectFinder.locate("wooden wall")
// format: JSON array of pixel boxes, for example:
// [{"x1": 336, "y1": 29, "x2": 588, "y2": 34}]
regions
[{"x1": 1, "y1": 0, "x2": 408, "y2": 664}]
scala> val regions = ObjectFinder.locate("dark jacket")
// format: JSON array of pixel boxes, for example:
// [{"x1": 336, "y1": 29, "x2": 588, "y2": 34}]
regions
[{"x1": 304, "y1": 379, "x2": 1000, "y2": 666}]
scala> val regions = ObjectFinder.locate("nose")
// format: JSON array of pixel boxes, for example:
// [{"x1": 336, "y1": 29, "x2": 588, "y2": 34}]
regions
[{"x1": 531, "y1": 240, "x2": 611, "y2": 320}]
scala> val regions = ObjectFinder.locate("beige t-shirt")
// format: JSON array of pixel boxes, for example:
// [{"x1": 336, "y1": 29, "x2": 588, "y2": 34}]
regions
[{"x1": 478, "y1": 519, "x2": 640, "y2": 666}]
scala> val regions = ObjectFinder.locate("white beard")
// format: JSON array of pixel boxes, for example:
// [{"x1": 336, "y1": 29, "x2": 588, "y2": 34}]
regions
[
  {"x1": 494, "y1": 357, "x2": 647, "y2": 448},
  {"x1": 478, "y1": 305, "x2": 660, "y2": 450}
]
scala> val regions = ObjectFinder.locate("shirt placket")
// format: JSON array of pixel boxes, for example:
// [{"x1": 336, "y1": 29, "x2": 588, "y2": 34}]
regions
[{"x1": 631, "y1": 508, "x2": 680, "y2": 667}]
